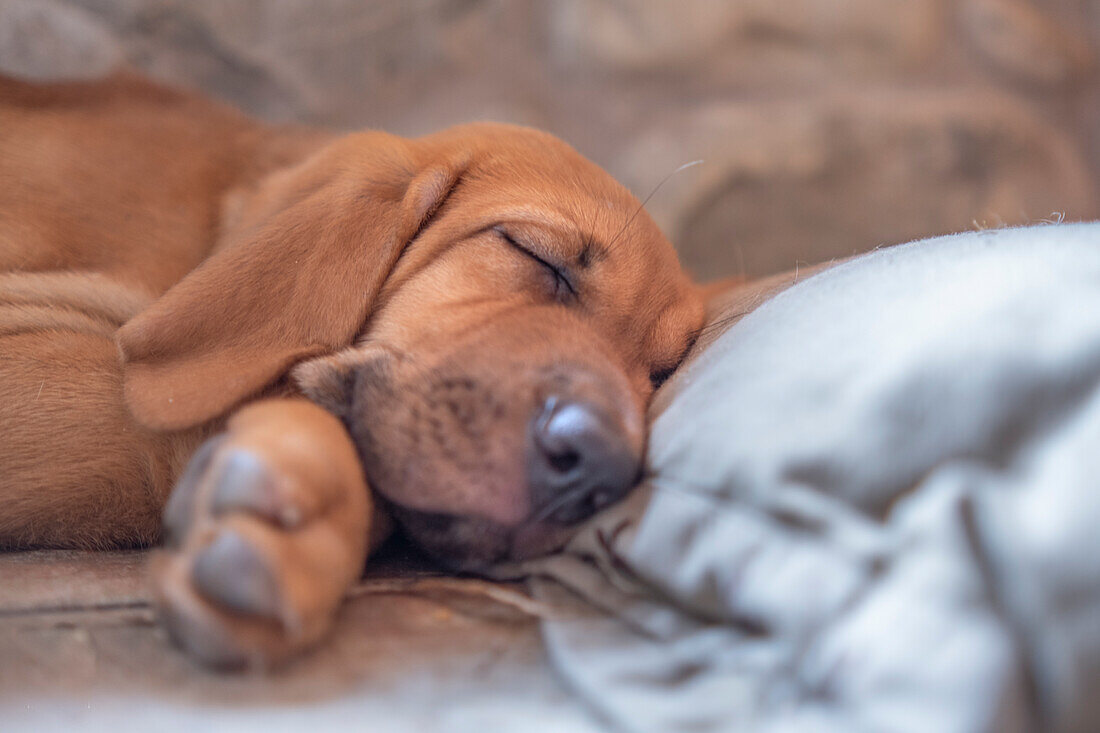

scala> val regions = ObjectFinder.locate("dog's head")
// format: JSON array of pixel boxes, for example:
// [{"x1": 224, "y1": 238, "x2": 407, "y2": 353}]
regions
[{"x1": 119, "y1": 123, "x2": 703, "y2": 571}]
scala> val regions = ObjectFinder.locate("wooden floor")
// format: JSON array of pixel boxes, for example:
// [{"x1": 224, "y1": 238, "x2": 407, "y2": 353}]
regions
[{"x1": 0, "y1": 549, "x2": 600, "y2": 732}]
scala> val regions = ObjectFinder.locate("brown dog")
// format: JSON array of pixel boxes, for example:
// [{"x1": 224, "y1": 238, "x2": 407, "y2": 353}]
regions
[{"x1": 0, "y1": 73, "x2": 704, "y2": 666}]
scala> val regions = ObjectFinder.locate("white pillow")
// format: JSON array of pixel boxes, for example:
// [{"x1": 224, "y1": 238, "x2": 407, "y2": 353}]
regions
[{"x1": 528, "y1": 223, "x2": 1100, "y2": 733}]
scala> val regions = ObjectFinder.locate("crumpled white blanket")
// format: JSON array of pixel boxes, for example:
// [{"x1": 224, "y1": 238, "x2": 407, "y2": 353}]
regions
[{"x1": 516, "y1": 223, "x2": 1100, "y2": 733}]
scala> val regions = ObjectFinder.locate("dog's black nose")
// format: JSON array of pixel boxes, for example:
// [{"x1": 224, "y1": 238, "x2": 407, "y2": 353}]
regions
[{"x1": 527, "y1": 397, "x2": 641, "y2": 525}]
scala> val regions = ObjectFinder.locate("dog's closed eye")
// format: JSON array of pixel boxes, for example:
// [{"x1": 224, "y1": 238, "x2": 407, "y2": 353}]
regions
[
  {"x1": 493, "y1": 226, "x2": 576, "y2": 302},
  {"x1": 649, "y1": 338, "x2": 696, "y2": 390},
  {"x1": 649, "y1": 367, "x2": 675, "y2": 389}
]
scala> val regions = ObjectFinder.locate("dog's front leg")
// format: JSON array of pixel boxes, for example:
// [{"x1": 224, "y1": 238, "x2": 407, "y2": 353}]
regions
[{"x1": 150, "y1": 398, "x2": 375, "y2": 669}]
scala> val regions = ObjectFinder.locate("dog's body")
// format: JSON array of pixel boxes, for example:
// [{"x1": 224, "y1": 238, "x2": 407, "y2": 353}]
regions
[
  {"x1": 0, "y1": 74, "x2": 704, "y2": 666},
  {"x1": 2, "y1": 75, "x2": 300, "y2": 549}
]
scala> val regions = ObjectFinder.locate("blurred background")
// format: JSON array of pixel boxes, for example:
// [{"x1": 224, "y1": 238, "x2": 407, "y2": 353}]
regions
[{"x1": 2, "y1": 0, "x2": 1099, "y2": 279}]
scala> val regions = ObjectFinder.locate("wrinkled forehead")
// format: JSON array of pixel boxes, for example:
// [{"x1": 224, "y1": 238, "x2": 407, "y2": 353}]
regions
[
  {"x1": 442, "y1": 125, "x2": 680, "y2": 260},
  {"x1": 423, "y1": 123, "x2": 704, "y2": 362},
  {"x1": 428, "y1": 123, "x2": 629, "y2": 203}
]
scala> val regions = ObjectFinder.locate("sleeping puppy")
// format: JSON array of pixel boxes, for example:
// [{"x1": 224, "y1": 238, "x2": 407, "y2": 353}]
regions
[{"x1": 0, "y1": 73, "x2": 704, "y2": 667}]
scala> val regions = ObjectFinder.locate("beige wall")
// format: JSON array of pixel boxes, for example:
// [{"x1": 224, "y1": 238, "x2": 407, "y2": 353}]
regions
[{"x1": 3, "y1": 0, "x2": 1099, "y2": 279}]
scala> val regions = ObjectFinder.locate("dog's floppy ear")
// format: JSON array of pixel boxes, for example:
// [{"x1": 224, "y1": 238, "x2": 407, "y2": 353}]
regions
[{"x1": 118, "y1": 134, "x2": 466, "y2": 431}]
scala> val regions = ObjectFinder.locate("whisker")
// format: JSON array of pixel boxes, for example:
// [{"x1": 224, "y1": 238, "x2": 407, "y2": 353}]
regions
[
  {"x1": 606, "y1": 159, "x2": 704, "y2": 251},
  {"x1": 684, "y1": 310, "x2": 751, "y2": 344}
]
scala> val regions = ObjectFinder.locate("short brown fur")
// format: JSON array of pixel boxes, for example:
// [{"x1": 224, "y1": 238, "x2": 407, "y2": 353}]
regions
[{"x1": 0, "y1": 73, "x2": 705, "y2": 666}]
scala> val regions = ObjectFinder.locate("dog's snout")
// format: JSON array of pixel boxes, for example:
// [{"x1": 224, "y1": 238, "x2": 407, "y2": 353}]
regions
[{"x1": 528, "y1": 397, "x2": 640, "y2": 525}]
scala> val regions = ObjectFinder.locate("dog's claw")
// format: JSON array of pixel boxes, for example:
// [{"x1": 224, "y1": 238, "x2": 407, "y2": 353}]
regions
[
  {"x1": 162, "y1": 435, "x2": 224, "y2": 546},
  {"x1": 207, "y1": 449, "x2": 294, "y2": 527},
  {"x1": 192, "y1": 529, "x2": 285, "y2": 623}
]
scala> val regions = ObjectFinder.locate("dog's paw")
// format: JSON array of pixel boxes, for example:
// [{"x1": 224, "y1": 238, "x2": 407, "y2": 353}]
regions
[{"x1": 150, "y1": 400, "x2": 370, "y2": 669}]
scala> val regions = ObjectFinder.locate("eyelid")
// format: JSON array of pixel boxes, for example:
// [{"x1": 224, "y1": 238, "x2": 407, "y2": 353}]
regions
[
  {"x1": 649, "y1": 367, "x2": 674, "y2": 389},
  {"x1": 650, "y1": 341, "x2": 695, "y2": 388},
  {"x1": 493, "y1": 226, "x2": 577, "y2": 297}
]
